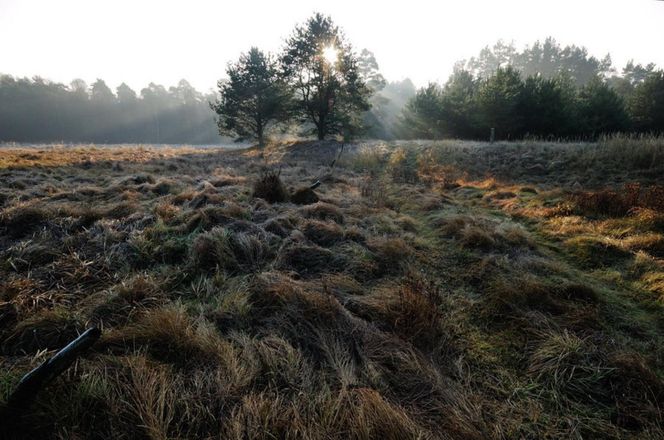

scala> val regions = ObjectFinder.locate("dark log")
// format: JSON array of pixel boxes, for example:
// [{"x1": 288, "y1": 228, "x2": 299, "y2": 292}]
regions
[{"x1": 5, "y1": 327, "x2": 102, "y2": 413}]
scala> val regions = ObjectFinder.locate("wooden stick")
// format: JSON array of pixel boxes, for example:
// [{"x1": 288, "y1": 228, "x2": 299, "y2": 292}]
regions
[{"x1": 5, "y1": 327, "x2": 102, "y2": 413}]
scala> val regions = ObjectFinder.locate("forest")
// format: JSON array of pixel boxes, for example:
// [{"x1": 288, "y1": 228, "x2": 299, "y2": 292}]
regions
[
  {"x1": 2, "y1": 37, "x2": 662, "y2": 144},
  {"x1": 401, "y1": 39, "x2": 664, "y2": 140}
]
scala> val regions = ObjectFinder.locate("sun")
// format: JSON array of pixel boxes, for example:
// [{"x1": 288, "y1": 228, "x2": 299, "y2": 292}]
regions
[{"x1": 322, "y1": 45, "x2": 338, "y2": 65}]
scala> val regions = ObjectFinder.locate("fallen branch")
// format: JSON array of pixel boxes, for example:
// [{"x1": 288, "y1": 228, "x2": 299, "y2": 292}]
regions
[{"x1": 4, "y1": 327, "x2": 102, "y2": 414}]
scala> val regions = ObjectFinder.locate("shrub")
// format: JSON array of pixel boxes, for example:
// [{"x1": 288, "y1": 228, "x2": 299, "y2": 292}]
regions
[{"x1": 388, "y1": 147, "x2": 419, "y2": 183}]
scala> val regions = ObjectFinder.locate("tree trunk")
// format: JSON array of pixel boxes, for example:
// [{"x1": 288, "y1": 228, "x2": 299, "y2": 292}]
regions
[
  {"x1": 257, "y1": 123, "x2": 264, "y2": 147},
  {"x1": 317, "y1": 122, "x2": 325, "y2": 140}
]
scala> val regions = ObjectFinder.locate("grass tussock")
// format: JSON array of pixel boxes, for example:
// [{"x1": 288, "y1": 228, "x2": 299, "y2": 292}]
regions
[
  {"x1": 101, "y1": 305, "x2": 228, "y2": 366},
  {"x1": 572, "y1": 183, "x2": 664, "y2": 217},
  {"x1": 290, "y1": 186, "x2": 319, "y2": 205},
  {"x1": 89, "y1": 274, "x2": 166, "y2": 328},
  {"x1": 0, "y1": 204, "x2": 51, "y2": 237},
  {"x1": 564, "y1": 235, "x2": 632, "y2": 268},
  {"x1": 529, "y1": 330, "x2": 664, "y2": 430},
  {"x1": 300, "y1": 201, "x2": 344, "y2": 224},
  {"x1": 437, "y1": 215, "x2": 534, "y2": 251},
  {"x1": 190, "y1": 227, "x2": 270, "y2": 273},
  {"x1": 275, "y1": 241, "x2": 348, "y2": 277},
  {"x1": 252, "y1": 168, "x2": 288, "y2": 203},
  {"x1": 301, "y1": 219, "x2": 345, "y2": 246},
  {"x1": 2, "y1": 308, "x2": 83, "y2": 354}
]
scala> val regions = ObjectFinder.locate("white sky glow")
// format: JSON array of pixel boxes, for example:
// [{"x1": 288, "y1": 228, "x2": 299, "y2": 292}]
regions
[{"x1": 1, "y1": 0, "x2": 663, "y2": 92}]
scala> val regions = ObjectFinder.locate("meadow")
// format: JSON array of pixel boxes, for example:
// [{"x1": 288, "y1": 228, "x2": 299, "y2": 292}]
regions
[{"x1": 0, "y1": 136, "x2": 663, "y2": 439}]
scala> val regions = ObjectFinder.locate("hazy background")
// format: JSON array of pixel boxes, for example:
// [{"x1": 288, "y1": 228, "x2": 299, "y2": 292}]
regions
[{"x1": 2, "y1": 0, "x2": 663, "y2": 91}]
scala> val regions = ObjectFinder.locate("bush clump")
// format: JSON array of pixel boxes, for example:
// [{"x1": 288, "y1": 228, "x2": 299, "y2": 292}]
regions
[{"x1": 388, "y1": 147, "x2": 419, "y2": 183}]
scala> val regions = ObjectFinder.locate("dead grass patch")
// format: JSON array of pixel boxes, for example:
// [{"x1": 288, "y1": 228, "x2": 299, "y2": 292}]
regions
[
  {"x1": 2, "y1": 308, "x2": 83, "y2": 354},
  {"x1": 300, "y1": 202, "x2": 344, "y2": 224},
  {"x1": 301, "y1": 219, "x2": 345, "y2": 247},
  {"x1": 101, "y1": 305, "x2": 227, "y2": 366}
]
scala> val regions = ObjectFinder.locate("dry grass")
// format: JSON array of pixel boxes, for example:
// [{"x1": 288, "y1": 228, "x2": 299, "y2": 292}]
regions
[
  {"x1": 252, "y1": 167, "x2": 288, "y2": 203},
  {"x1": 1, "y1": 139, "x2": 663, "y2": 439},
  {"x1": 572, "y1": 183, "x2": 664, "y2": 217}
]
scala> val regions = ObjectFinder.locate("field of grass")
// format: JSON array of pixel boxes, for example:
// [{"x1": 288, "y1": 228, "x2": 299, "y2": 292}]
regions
[{"x1": 1, "y1": 136, "x2": 663, "y2": 439}]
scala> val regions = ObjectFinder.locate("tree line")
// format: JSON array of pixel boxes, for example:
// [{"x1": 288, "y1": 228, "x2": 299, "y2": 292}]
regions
[
  {"x1": 400, "y1": 38, "x2": 664, "y2": 140},
  {"x1": 0, "y1": 11, "x2": 407, "y2": 146},
  {"x1": 1, "y1": 27, "x2": 662, "y2": 144},
  {"x1": 0, "y1": 76, "x2": 221, "y2": 144}
]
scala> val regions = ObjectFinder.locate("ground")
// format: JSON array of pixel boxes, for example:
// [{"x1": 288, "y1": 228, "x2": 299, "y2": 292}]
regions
[{"x1": 0, "y1": 138, "x2": 663, "y2": 439}]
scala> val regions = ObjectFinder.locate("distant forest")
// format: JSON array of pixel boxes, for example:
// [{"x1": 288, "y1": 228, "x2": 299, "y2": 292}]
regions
[
  {"x1": 1, "y1": 37, "x2": 662, "y2": 144},
  {"x1": 0, "y1": 72, "x2": 415, "y2": 144},
  {"x1": 400, "y1": 38, "x2": 664, "y2": 140},
  {"x1": 0, "y1": 77, "x2": 221, "y2": 144}
]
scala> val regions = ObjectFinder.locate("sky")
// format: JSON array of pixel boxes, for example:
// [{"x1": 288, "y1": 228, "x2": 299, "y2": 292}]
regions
[{"x1": 1, "y1": 0, "x2": 663, "y2": 93}]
